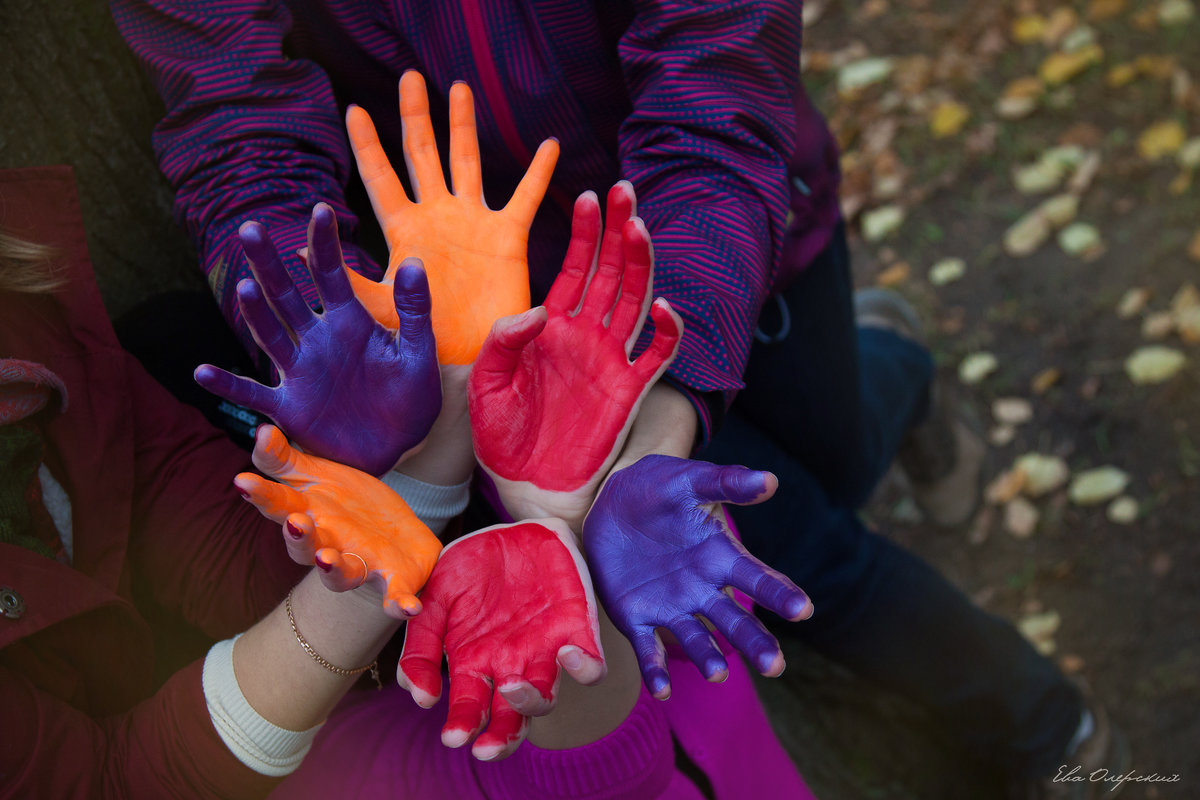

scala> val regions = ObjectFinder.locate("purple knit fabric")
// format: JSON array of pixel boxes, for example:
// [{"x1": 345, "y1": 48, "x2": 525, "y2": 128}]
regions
[{"x1": 109, "y1": 0, "x2": 842, "y2": 437}]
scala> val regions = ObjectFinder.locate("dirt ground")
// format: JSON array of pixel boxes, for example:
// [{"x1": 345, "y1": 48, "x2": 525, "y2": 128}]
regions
[
  {"x1": 2, "y1": 1, "x2": 1197, "y2": 798},
  {"x1": 800, "y1": 0, "x2": 1200, "y2": 796}
]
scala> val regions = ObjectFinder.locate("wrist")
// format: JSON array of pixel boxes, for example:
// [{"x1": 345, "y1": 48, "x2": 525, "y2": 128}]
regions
[
  {"x1": 609, "y1": 382, "x2": 697, "y2": 473},
  {"x1": 397, "y1": 363, "x2": 475, "y2": 485}
]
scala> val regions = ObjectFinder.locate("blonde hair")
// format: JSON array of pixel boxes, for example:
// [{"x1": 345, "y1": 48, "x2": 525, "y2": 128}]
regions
[{"x1": 0, "y1": 230, "x2": 66, "y2": 294}]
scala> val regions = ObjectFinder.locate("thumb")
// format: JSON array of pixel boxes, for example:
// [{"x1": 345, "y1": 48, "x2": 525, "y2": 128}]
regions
[
  {"x1": 391, "y1": 258, "x2": 436, "y2": 354},
  {"x1": 470, "y1": 307, "x2": 547, "y2": 389},
  {"x1": 683, "y1": 461, "x2": 778, "y2": 507}
]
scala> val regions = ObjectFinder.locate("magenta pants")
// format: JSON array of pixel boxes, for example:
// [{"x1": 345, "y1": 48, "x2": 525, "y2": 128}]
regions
[{"x1": 273, "y1": 641, "x2": 816, "y2": 800}]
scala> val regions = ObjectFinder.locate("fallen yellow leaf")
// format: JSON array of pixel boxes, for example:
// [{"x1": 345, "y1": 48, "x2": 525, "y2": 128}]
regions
[
  {"x1": 1058, "y1": 222, "x2": 1104, "y2": 258},
  {"x1": 959, "y1": 351, "x2": 999, "y2": 384},
  {"x1": 1116, "y1": 287, "x2": 1152, "y2": 319},
  {"x1": 1141, "y1": 311, "x2": 1175, "y2": 340},
  {"x1": 1125, "y1": 345, "x2": 1187, "y2": 384},
  {"x1": 1018, "y1": 610, "x2": 1061, "y2": 656},
  {"x1": 1004, "y1": 209, "x2": 1053, "y2": 256},
  {"x1": 1012, "y1": 14, "x2": 1046, "y2": 43},
  {"x1": 1188, "y1": 230, "x2": 1200, "y2": 261},
  {"x1": 1138, "y1": 119, "x2": 1187, "y2": 160},
  {"x1": 1135, "y1": 55, "x2": 1178, "y2": 79},
  {"x1": 1031, "y1": 367, "x2": 1062, "y2": 394},
  {"x1": 985, "y1": 468, "x2": 1028, "y2": 505},
  {"x1": 1106, "y1": 62, "x2": 1139, "y2": 88},
  {"x1": 995, "y1": 95, "x2": 1039, "y2": 120},
  {"x1": 1004, "y1": 75, "x2": 1046, "y2": 100},
  {"x1": 1039, "y1": 194, "x2": 1080, "y2": 227},
  {"x1": 876, "y1": 262, "x2": 911, "y2": 287},
  {"x1": 1042, "y1": 7, "x2": 1080, "y2": 45},
  {"x1": 993, "y1": 397, "x2": 1034, "y2": 425},
  {"x1": 930, "y1": 101, "x2": 971, "y2": 138},
  {"x1": 1005, "y1": 497, "x2": 1040, "y2": 539},
  {"x1": 1169, "y1": 283, "x2": 1200, "y2": 316},
  {"x1": 1159, "y1": 0, "x2": 1196, "y2": 25},
  {"x1": 1087, "y1": 0, "x2": 1128, "y2": 21},
  {"x1": 1168, "y1": 171, "x2": 1192, "y2": 195},
  {"x1": 929, "y1": 257, "x2": 966, "y2": 286},
  {"x1": 1069, "y1": 466, "x2": 1130, "y2": 505},
  {"x1": 861, "y1": 204, "x2": 905, "y2": 241},
  {"x1": 1107, "y1": 496, "x2": 1139, "y2": 524},
  {"x1": 1015, "y1": 453, "x2": 1070, "y2": 496},
  {"x1": 1039, "y1": 45, "x2": 1103, "y2": 85}
]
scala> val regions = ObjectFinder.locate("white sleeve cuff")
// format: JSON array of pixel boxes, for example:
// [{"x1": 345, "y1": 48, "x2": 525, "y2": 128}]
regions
[
  {"x1": 379, "y1": 471, "x2": 471, "y2": 536},
  {"x1": 202, "y1": 636, "x2": 322, "y2": 777}
]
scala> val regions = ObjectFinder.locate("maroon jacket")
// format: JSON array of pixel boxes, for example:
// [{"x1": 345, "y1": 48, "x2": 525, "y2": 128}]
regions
[{"x1": 0, "y1": 166, "x2": 307, "y2": 798}]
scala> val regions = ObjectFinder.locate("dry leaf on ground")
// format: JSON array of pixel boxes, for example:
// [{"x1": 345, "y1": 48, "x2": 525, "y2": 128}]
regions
[
  {"x1": 1069, "y1": 466, "x2": 1131, "y2": 505},
  {"x1": 1125, "y1": 345, "x2": 1187, "y2": 383}
]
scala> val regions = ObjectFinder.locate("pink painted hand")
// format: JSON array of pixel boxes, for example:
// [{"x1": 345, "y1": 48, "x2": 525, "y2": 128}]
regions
[
  {"x1": 235, "y1": 425, "x2": 442, "y2": 618},
  {"x1": 345, "y1": 71, "x2": 558, "y2": 365},
  {"x1": 468, "y1": 184, "x2": 684, "y2": 530},
  {"x1": 397, "y1": 520, "x2": 605, "y2": 761}
]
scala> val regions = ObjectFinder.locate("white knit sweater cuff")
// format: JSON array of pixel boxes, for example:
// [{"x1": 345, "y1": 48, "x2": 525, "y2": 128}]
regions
[
  {"x1": 202, "y1": 636, "x2": 321, "y2": 776},
  {"x1": 379, "y1": 471, "x2": 471, "y2": 536}
]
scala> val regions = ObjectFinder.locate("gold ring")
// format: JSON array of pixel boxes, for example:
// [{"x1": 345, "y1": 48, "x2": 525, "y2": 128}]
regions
[{"x1": 343, "y1": 552, "x2": 368, "y2": 588}]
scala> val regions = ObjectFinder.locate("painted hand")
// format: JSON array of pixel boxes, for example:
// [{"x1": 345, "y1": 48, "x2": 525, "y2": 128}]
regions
[
  {"x1": 194, "y1": 204, "x2": 441, "y2": 476},
  {"x1": 583, "y1": 455, "x2": 812, "y2": 699},
  {"x1": 235, "y1": 425, "x2": 442, "y2": 618},
  {"x1": 346, "y1": 71, "x2": 558, "y2": 365},
  {"x1": 468, "y1": 184, "x2": 683, "y2": 530},
  {"x1": 397, "y1": 520, "x2": 605, "y2": 761}
]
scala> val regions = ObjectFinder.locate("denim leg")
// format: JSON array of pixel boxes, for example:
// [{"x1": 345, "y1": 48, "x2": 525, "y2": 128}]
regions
[
  {"x1": 705, "y1": 413, "x2": 1083, "y2": 777},
  {"x1": 733, "y1": 223, "x2": 933, "y2": 508}
]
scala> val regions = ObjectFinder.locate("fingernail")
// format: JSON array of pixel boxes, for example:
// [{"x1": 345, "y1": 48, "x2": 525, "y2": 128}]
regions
[
  {"x1": 315, "y1": 557, "x2": 332, "y2": 573},
  {"x1": 236, "y1": 487, "x2": 250, "y2": 501},
  {"x1": 286, "y1": 520, "x2": 303, "y2": 539},
  {"x1": 559, "y1": 649, "x2": 582, "y2": 671}
]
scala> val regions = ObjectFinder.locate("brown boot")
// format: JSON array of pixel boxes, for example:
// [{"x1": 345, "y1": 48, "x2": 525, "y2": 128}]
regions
[{"x1": 854, "y1": 289, "x2": 984, "y2": 527}]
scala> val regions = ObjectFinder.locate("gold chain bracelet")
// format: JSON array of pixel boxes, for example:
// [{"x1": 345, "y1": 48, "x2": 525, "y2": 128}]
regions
[{"x1": 285, "y1": 589, "x2": 382, "y2": 690}]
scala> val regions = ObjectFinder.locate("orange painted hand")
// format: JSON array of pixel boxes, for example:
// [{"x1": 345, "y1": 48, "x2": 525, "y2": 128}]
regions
[
  {"x1": 235, "y1": 425, "x2": 442, "y2": 618},
  {"x1": 346, "y1": 71, "x2": 559, "y2": 365}
]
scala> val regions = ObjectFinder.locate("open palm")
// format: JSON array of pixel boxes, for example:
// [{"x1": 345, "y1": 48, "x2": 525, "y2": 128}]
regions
[
  {"x1": 346, "y1": 71, "x2": 557, "y2": 365},
  {"x1": 468, "y1": 185, "x2": 683, "y2": 530}
]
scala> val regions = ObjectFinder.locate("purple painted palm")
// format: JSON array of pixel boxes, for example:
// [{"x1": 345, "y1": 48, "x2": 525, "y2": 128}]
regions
[{"x1": 196, "y1": 203, "x2": 441, "y2": 476}]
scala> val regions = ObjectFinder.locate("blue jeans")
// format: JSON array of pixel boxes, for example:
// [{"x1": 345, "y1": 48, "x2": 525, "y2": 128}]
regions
[{"x1": 703, "y1": 223, "x2": 1082, "y2": 778}]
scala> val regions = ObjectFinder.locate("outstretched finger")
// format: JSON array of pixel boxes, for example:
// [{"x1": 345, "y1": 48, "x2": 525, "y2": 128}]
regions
[
  {"x1": 250, "y1": 424, "x2": 318, "y2": 482},
  {"x1": 194, "y1": 364, "x2": 276, "y2": 418},
  {"x1": 468, "y1": 308, "x2": 548, "y2": 396},
  {"x1": 313, "y1": 547, "x2": 369, "y2": 593},
  {"x1": 399, "y1": 70, "x2": 448, "y2": 202},
  {"x1": 628, "y1": 627, "x2": 672, "y2": 700},
  {"x1": 442, "y1": 672, "x2": 493, "y2": 749},
  {"x1": 237, "y1": 278, "x2": 298, "y2": 372},
  {"x1": 472, "y1": 691, "x2": 530, "y2": 762},
  {"x1": 680, "y1": 460, "x2": 778, "y2": 508},
  {"x1": 668, "y1": 615, "x2": 729, "y2": 683},
  {"x1": 701, "y1": 594, "x2": 786, "y2": 678},
  {"x1": 543, "y1": 191, "x2": 601, "y2": 315},
  {"x1": 346, "y1": 104, "x2": 411, "y2": 225},
  {"x1": 380, "y1": 574, "x2": 424, "y2": 619},
  {"x1": 448, "y1": 81, "x2": 483, "y2": 204},
  {"x1": 504, "y1": 138, "x2": 559, "y2": 228},
  {"x1": 726, "y1": 549, "x2": 812, "y2": 623},
  {"x1": 282, "y1": 511, "x2": 319, "y2": 567},
  {"x1": 233, "y1": 471, "x2": 304, "y2": 523},
  {"x1": 609, "y1": 217, "x2": 655, "y2": 351},
  {"x1": 497, "y1": 653, "x2": 560, "y2": 718},
  {"x1": 631, "y1": 299, "x2": 683, "y2": 383},
  {"x1": 307, "y1": 204, "x2": 356, "y2": 312},
  {"x1": 391, "y1": 258, "x2": 436, "y2": 359},
  {"x1": 556, "y1": 642, "x2": 606, "y2": 687},
  {"x1": 397, "y1": 598, "x2": 449, "y2": 706},
  {"x1": 240, "y1": 222, "x2": 316, "y2": 336},
  {"x1": 578, "y1": 184, "x2": 634, "y2": 321}
]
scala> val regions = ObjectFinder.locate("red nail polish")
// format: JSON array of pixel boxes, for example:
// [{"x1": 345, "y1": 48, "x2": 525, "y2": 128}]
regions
[
  {"x1": 315, "y1": 558, "x2": 332, "y2": 573},
  {"x1": 286, "y1": 520, "x2": 303, "y2": 539}
]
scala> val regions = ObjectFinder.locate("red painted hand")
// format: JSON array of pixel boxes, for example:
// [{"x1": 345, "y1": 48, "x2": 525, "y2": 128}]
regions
[
  {"x1": 468, "y1": 184, "x2": 684, "y2": 530},
  {"x1": 235, "y1": 425, "x2": 442, "y2": 618},
  {"x1": 397, "y1": 520, "x2": 605, "y2": 761}
]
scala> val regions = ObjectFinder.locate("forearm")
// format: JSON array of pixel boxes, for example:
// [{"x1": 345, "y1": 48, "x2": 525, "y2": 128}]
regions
[
  {"x1": 609, "y1": 381, "x2": 698, "y2": 472},
  {"x1": 526, "y1": 607, "x2": 642, "y2": 750},
  {"x1": 391, "y1": 363, "x2": 476, "y2": 490},
  {"x1": 230, "y1": 569, "x2": 400, "y2": 733}
]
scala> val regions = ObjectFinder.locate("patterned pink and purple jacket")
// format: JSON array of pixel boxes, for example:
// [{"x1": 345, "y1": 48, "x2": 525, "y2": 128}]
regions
[{"x1": 110, "y1": 0, "x2": 841, "y2": 437}]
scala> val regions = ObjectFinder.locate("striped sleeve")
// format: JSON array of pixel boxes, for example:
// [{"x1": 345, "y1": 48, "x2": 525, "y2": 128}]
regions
[
  {"x1": 617, "y1": 0, "x2": 800, "y2": 426},
  {"x1": 108, "y1": 0, "x2": 384, "y2": 360}
]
